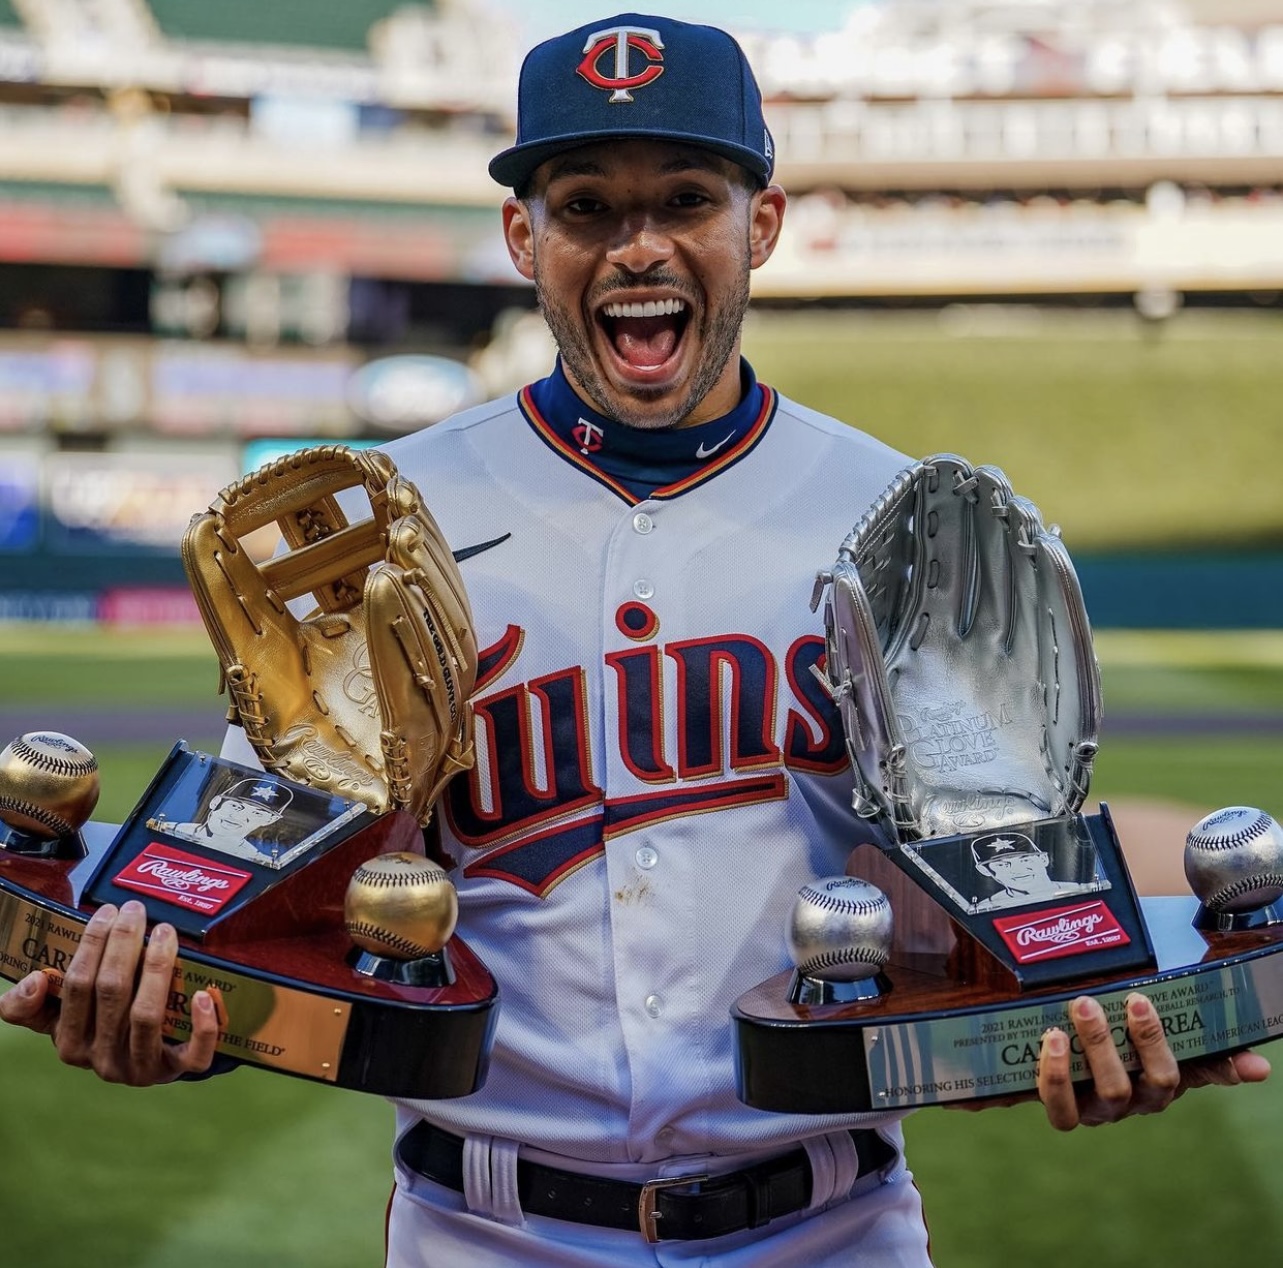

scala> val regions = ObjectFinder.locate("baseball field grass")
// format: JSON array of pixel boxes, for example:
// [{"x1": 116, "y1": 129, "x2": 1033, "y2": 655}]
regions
[{"x1": 1, "y1": 628, "x2": 1282, "y2": 1266}]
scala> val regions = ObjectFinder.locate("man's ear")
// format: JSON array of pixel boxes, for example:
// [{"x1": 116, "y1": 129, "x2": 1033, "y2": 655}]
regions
[
  {"x1": 748, "y1": 184, "x2": 787, "y2": 270},
  {"x1": 503, "y1": 196, "x2": 536, "y2": 281}
]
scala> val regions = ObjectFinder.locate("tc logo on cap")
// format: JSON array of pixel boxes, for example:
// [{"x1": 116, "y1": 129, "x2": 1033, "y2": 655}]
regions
[{"x1": 578, "y1": 25, "x2": 665, "y2": 103}]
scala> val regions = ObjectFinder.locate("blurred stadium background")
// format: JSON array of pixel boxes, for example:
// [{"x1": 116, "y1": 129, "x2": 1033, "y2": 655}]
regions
[
  {"x1": 0, "y1": 1, "x2": 1281, "y2": 1265},
  {"x1": 0, "y1": 0, "x2": 1281, "y2": 623}
]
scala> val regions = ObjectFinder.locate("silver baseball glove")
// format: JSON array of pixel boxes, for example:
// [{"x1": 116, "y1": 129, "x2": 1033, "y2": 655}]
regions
[{"x1": 811, "y1": 454, "x2": 1102, "y2": 843}]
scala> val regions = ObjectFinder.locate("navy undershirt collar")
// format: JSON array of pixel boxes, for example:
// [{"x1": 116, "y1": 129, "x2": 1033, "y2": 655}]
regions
[{"x1": 526, "y1": 358, "x2": 765, "y2": 501}]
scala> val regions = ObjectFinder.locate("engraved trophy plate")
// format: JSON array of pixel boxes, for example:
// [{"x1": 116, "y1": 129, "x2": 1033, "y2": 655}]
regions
[
  {"x1": 863, "y1": 934, "x2": 1283, "y2": 1108},
  {"x1": 1, "y1": 896, "x2": 352, "y2": 1080}
]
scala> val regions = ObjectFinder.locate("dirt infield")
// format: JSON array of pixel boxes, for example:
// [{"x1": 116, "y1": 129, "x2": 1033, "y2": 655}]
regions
[{"x1": 0, "y1": 706, "x2": 225, "y2": 748}]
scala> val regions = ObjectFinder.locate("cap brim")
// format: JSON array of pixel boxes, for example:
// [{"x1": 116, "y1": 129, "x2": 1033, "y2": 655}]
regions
[{"x1": 489, "y1": 129, "x2": 771, "y2": 190}]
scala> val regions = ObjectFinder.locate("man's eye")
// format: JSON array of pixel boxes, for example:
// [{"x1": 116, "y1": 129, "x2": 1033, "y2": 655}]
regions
[{"x1": 564, "y1": 197, "x2": 604, "y2": 215}]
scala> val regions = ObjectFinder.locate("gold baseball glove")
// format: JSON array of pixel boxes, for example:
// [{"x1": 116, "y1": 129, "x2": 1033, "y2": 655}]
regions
[{"x1": 182, "y1": 445, "x2": 477, "y2": 824}]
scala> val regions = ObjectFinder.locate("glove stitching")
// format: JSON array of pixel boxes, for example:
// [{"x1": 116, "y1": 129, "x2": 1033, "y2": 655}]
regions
[{"x1": 185, "y1": 445, "x2": 477, "y2": 827}]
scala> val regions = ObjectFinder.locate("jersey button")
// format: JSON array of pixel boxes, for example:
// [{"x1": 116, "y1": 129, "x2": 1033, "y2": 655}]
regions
[
  {"x1": 632, "y1": 512, "x2": 654, "y2": 535},
  {"x1": 655, "y1": 1126, "x2": 676, "y2": 1150},
  {"x1": 644, "y1": 994, "x2": 663, "y2": 1018},
  {"x1": 636, "y1": 845, "x2": 658, "y2": 870},
  {"x1": 633, "y1": 579, "x2": 655, "y2": 600}
]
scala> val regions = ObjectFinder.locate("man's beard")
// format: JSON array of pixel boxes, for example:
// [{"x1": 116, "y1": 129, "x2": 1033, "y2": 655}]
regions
[{"x1": 533, "y1": 263, "x2": 751, "y2": 431}]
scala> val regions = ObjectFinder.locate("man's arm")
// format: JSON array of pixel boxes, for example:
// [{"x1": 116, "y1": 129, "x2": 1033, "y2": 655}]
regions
[{"x1": 0, "y1": 900, "x2": 219, "y2": 1085}]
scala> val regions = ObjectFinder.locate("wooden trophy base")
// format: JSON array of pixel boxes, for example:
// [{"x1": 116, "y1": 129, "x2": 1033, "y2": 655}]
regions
[
  {"x1": 0, "y1": 808, "x2": 497, "y2": 1098},
  {"x1": 733, "y1": 808, "x2": 1283, "y2": 1113}
]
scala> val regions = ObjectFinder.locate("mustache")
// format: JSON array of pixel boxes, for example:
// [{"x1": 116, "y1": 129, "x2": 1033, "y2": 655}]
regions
[{"x1": 586, "y1": 271, "x2": 695, "y2": 307}]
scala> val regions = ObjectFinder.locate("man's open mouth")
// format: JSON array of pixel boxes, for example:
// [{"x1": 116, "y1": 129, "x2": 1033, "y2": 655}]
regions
[{"x1": 598, "y1": 298, "x2": 690, "y2": 371}]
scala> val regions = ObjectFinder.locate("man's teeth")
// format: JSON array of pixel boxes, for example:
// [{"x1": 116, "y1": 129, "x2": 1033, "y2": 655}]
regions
[{"x1": 602, "y1": 299, "x2": 687, "y2": 318}]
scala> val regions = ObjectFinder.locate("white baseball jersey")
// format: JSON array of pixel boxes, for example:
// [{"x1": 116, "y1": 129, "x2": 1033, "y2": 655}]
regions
[
  {"x1": 224, "y1": 361, "x2": 932, "y2": 1261},
  {"x1": 384, "y1": 363, "x2": 916, "y2": 1149}
]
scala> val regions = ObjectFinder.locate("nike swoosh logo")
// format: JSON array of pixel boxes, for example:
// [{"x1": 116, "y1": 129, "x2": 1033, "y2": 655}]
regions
[
  {"x1": 452, "y1": 533, "x2": 511, "y2": 563},
  {"x1": 695, "y1": 432, "x2": 735, "y2": 460}
]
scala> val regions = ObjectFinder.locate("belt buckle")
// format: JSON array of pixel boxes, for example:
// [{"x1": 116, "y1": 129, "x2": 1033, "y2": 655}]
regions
[{"x1": 637, "y1": 1173, "x2": 709, "y2": 1244}]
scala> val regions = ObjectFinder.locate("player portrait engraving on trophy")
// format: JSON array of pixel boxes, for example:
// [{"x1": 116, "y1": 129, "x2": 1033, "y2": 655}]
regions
[
  {"x1": 142, "y1": 752, "x2": 366, "y2": 870},
  {"x1": 902, "y1": 820, "x2": 1109, "y2": 916},
  {"x1": 162, "y1": 777, "x2": 294, "y2": 862},
  {"x1": 969, "y1": 832, "x2": 1098, "y2": 911}
]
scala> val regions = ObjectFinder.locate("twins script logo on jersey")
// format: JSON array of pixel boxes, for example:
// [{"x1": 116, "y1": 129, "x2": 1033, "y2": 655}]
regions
[
  {"x1": 445, "y1": 618, "x2": 847, "y2": 897},
  {"x1": 578, "y1": 25, "x2": 665, "y2": 103}
]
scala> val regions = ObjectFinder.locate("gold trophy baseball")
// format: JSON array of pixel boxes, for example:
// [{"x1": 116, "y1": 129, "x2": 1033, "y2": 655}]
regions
[
  {"x1": 344, "y1": 852, "x2": 460, "y2": 985},
  {"x1": 0, "y1": 732, "x2": 100, "y2": 848}
]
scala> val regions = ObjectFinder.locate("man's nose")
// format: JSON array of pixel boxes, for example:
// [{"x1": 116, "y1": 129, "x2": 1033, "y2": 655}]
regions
[{"x1": 605, "y1": 215, "x2": 675, "y2": 275}]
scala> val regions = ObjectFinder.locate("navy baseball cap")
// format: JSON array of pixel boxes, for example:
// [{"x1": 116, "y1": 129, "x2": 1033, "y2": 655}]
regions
[
  {"x1": 489, "y1": 13, "x2": 774, "y2": 191},
  {"x1": 222, "y1": 778, "x2": 293, "y2": 813},
  {"x1": 972, "y1": 833, "x2": 1042, "y2": 867}
]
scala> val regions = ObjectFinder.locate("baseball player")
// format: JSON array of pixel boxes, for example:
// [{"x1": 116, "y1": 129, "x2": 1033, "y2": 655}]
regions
[{"x1": 0, "y1": 13, "x2": 1269, "y2": 1266}]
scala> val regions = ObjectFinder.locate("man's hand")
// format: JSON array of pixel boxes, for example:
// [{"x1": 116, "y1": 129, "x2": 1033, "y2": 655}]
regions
[
  {"x1": 0, "y1": 900, "x2": 220, "y2": 1086},
  {"x1": 1037, "y1": 991, "x2": 1271, "y2": 1130}
]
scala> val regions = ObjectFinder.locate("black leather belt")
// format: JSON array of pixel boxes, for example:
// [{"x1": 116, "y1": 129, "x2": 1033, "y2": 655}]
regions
[{"x1": 396, "y1": 1120, "x2": 897, "y2": 1244}]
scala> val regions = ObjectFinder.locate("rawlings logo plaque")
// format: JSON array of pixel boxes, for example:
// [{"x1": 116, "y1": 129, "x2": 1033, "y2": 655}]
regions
[
  {"x1": 993, "y1": 900, "x2": 1130, "y2": 964},
  {"x1": 114, "y1": 842, "x2": 252, "y2": 914}
]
